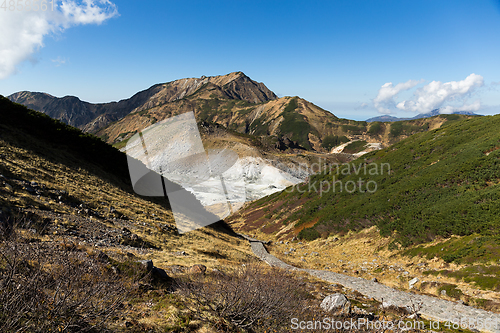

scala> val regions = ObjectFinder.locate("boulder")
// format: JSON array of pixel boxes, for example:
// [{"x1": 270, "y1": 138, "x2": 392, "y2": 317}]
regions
[
  {"x1": 138, "y1": 259, "x2": 153, "y2": 272},
  {"x1": 189, "y1": 264, "x2": 207, "y2": 274},
  {"x1": 152, "y1": 267, "x2": 170, "y2": 281},
  {"x1": 382, "y1": 300, "x2": 395, "y2": 308},
  {"x1": 409, "y1": 277, "x2": 419, "y2": 289},
  {"x1": 320, "y1": 293, "x2": 350, "y2": 313}
]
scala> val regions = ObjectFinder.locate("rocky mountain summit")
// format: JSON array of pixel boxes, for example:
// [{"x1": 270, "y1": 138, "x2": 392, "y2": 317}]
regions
[{"x1": 8, "y1": 71, "x2": 276, "y2": 132}]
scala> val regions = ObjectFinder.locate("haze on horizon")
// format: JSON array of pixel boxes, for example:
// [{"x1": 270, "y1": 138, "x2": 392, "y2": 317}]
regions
[{"x1": 1, "y1": 0, "x2": 499, "y2": 121}]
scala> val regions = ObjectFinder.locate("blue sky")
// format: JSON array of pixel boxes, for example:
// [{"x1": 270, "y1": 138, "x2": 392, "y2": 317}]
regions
[{"x1": 1, "y1": 0, "x2": 499, "y2": 120}]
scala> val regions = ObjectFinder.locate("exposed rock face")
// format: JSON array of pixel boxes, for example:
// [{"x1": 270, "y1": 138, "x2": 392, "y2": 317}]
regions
[
  {"x1": 8, "y1": 85, "x2": 164, "y2": 130},
  {"x1": 218, "y1": 72, "x2": 277, "y2": 103}
]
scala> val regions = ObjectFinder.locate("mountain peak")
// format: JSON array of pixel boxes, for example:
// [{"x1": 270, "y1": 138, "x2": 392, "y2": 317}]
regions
[{"x1": 7, "y1": 72, "x2": 277, "y2": 131}]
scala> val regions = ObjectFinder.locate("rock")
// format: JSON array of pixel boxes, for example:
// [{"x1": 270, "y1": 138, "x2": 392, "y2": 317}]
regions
[
  {"x1": 382, "y1": 300, "x2": 395, "y2": 308},
  {"x1": 152, "y1": 267, "x2": 170, "y2": 281},
  {"x1": 166, "y1": 265, "x2": 186, "y2": 274},
  {"x1": 441, "y1": 289, "x2": 447, "y2": 296},
  {"x1": 3, "y1": 183, "x2": 13, "y2": 193},
  {"x1": 371, "y1": 278, "x2": 378, "y2": 283},
  {"x1": 353, "y1": 306, "x2": 369, "y2": 315},
  {"x1": 407, "y1": 313, "x2": 419, "y2": 319},
  {"x1": 211, "y1": 268, "x2": 225, "y2": 276},
  {"x1": 96, "y1": 251, "x2": 110, "y2": 262},
  {"x1": 189, "y1": 264, "x2": 207, "y2": 274},
  {"x1": 409, "y1": 277, "x2": 419, "y2": 289},
  {"x1": 320, "y1": 293, "x2": 350, "y2": 313},
  {"x1": 138, "y1": 259, "x2": 153, "y2": 272},
  {"x1": 173, "y1": 251, "x2": 187, "y2": 256},
  {"x1": 24, "y1": 185, "x2": 36, "y2": 193}
]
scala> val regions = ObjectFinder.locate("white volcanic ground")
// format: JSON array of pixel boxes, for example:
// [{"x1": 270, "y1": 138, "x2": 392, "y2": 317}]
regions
[
  {"x1": 125, "y1": 131, "x2": 305, "y2": 216},
  {"x1": 186, "y1": 156, "x2": 304, "y2": 208}
]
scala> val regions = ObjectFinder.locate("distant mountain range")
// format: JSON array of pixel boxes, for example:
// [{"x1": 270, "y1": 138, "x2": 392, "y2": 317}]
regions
[
  {"x1": 366, "y1": 109, "x2": 480, "y2": 122},
  {"x1": 6, "y1": 72, "x2": 476, "y2": 152}
]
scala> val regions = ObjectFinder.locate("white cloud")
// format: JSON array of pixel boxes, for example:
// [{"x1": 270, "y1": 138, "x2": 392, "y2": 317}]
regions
[
  {"x1": 373, "y1": 79, "x2": 423, "y2": 114},
  {"x1": 439, "y1": 100, "x2": 481, "y2": 114},
  {"x1": 0, "y1": 0, "x2": 118, "y2": 79},
  {"x1": 372, "y1": 74, "x2": 485, "y2": 114},
  {"x1": 51, "y1": 56, "x2": 68, "y2": 67},
  {"x1": 354, "y1": 102, "x2": 368, "y2": 110},
  {"x1": 396, "y1": 73, "x2": 484, "y2": 113}
]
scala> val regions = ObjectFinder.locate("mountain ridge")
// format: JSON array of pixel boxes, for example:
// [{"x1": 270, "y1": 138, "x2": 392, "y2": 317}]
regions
[
  {"x1": 7, "y1": 71, "x2": 277, "y2": 132},
  {"x1": 8, "y1": 73, "x2": 475, "y2": 154}
]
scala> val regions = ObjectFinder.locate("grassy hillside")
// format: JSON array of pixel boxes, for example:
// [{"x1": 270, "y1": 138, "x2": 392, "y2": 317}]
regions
[
  {"x1": 1, "y1": 96, "x2": 412, "y2": 332},
  {"x1": 233, "y1": 114, "x2": 500, "y2": 262}
]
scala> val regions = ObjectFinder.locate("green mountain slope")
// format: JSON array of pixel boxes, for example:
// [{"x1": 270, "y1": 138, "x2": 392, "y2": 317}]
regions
[{"x1": 231, "y1": 114, "x2": 500, "y2": 258}]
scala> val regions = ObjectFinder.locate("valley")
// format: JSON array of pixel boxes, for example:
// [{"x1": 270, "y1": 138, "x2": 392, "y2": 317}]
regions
[{"x1": 1, "y1": 72, "x2": 499, "y2": 332}]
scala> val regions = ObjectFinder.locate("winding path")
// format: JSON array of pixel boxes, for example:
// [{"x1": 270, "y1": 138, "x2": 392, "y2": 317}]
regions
[{"x1": 243, "y1": 236, "x2": 500, "y2": 333}]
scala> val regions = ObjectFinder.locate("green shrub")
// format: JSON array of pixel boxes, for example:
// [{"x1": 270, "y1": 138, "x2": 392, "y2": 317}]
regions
[
  {"x1": 368, "y1": 122, "x2": 383, "y2": 135},
  {"x1": 298, "y1": 228, "x2": 320, "y2": 241},
  {"x1": 321, "y1": 135, "x2": 349, "y2": 150},
  {"x1": 279, "y1": 98, "x2": 314, "y2": 149},
  {"x1": 438, "y1": 284, "x2": 463, "y2": 299},
  {"x1": 343, "y1": 140, "x2": 367, "y2": 154}
]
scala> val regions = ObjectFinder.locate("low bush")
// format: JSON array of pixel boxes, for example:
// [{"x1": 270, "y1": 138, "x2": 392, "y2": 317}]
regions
[
  {"x1": 0, "y1": 219, "x2": 128, "y2": 332},
  {"x1": 177, "y1": 264, "x2": 312, "y2": 332}
]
